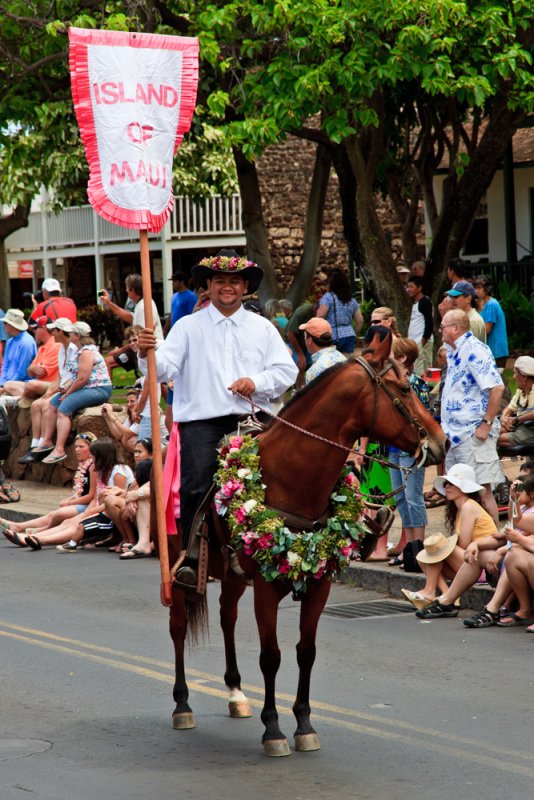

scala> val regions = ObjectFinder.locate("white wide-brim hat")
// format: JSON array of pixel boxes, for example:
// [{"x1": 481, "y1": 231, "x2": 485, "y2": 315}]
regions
[
  {"x1": 0, "y1": 308, "x2": 28, "y2": 331},
  {"x1": 434, "y1": 463, "x2": 484, "y2": 496},
  {"x1": 417, "y1": 533, "x2": 459, "y2": 564}
]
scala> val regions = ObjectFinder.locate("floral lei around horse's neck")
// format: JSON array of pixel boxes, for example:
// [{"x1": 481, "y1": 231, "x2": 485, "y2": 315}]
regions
[{"x1": 214, "y1": 435, "x2": 367, "y2": 593}]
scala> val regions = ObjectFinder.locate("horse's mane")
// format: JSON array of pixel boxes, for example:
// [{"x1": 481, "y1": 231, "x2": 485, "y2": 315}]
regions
[{"x1": 263, "y1": 362, "x2": 352, "y2": 430}]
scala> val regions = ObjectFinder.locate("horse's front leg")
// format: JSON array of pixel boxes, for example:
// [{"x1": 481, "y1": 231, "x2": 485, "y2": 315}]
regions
[
  {"x1": 219, "y1": 572, "x2": 252, "y2": 718},
  {"x1": 170, "y1": 587, "x2": 195, "y2": 730},
  {"x1": 293, "y1": 577, "x2": 332, "y2": 751},
  {"x1": 253, "y1": 578, "x2": 292, "y2": 757}
]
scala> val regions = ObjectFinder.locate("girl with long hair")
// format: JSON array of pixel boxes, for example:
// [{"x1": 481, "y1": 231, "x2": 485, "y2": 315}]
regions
[{"x1": 317, "y1": 270, "x2": 363, "y2": 354}]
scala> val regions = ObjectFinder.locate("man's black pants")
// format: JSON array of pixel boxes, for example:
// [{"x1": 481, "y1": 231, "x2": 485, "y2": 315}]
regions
[{"x1": 179, "y1": 415, "x2": 242, "y2": 549}]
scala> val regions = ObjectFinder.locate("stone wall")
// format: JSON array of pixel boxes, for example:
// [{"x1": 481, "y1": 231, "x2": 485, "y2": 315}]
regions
[{"x1": 4, "y1": 404, "x2": 134, "y2": 486}]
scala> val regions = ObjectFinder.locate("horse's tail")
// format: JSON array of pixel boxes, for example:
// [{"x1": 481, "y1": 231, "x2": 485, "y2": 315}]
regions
[{"x1": 184, "y1": 592, "x2": 209, "y2": 647}]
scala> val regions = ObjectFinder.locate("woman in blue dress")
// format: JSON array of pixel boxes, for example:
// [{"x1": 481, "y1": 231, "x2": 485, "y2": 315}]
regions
[{"x1": 317, "y1": 270, "x2": 363, "y2": 354}]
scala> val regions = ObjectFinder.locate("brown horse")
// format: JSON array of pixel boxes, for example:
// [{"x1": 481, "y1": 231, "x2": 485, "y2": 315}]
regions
[{"x1": 167, "y1": 332, "x2": 447, "y2": 756}]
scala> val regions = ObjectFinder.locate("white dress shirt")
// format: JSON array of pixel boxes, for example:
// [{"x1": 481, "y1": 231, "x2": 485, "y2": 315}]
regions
[{"x1": 139, "y1": 304, "x2": 298, "y2": 422}]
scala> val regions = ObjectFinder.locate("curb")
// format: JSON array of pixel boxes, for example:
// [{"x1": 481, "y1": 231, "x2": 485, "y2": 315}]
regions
[{"x1": 340, "y1": 562, "x2": 493, "y2": 610}]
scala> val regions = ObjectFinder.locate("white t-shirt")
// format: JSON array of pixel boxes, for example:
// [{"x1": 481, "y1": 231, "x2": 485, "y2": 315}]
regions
[{"x1": 132, "y1": 299, "x2": 164, "y2": 342}]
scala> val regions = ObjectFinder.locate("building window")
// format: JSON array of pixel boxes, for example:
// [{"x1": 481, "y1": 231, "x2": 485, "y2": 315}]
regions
[{"x1": 463, "y1": 198, "x2": 488, "y2": 257}]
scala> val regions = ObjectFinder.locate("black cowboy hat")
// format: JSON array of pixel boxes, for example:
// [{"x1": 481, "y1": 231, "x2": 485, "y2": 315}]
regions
[{"x1": 191, "y1": 248, "x2": 264, "y2": 294}]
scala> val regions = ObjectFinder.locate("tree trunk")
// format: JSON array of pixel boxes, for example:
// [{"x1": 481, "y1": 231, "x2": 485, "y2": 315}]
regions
[
  {"x1": 232, "y1": 147, "x2": 277, "y2": 303},
  {"x1": 0, "y1": 205, "x2": 30, "y2": 308},
  {"x1": 286, "y1": 142, "x2": 332, "y2": 307}
]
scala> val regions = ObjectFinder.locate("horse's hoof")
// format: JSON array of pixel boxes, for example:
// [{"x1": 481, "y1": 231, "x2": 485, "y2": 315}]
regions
[
  {"x1": 263, "y1": 738, "x2": 291, "y2": 757},
  {"x1": 294, "y1": 733, "x2": 321, "y2": 752},
  {"x1": 229, "y1": 701, "x2": 253, "y2": 718},
  {"x1": 172, "y1": 712, "x2": 196, "y2": 730}
]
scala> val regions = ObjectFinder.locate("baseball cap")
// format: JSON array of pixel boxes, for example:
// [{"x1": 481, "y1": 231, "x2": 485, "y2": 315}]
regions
[
  {"x1": 299, "y1": 318, "x2": 333, "y2": 339},
  {"x1": 66, "y1": 321, "x2": 92, "y2": 336},
  {"x1": 46, "y1": 317, "x2": 73, "y2": 332},
  {"x1": 396, "y1": 265, "x2": 410, "y2": 274},
  {"x1": 41, "y1": 278, "x2": 61, "y2": 293},
  {"x1": 446, "y1": 280, "x2": 476, "y2": 298},
  {"x1": 36, "y1": 316, "x2": 52, "y2": 327}
]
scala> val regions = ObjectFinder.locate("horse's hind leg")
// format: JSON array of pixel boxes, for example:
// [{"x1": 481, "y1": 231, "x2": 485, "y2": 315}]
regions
[
  {"x1": 293, "y1": 577, "x2": 332, "y2": 752},
  {"x1": 169, "y1": 587, "x2": 195, "y2": 730},
  {"x1": 219, "y1": 573, "x2": 252, "y2": 718},
  {"x1": 253, "y1": 580, "x2": 292, "y2": 757}
]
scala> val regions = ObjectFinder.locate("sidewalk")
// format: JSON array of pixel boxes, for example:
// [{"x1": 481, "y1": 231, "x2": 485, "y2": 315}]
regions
[{"x1": 0, "y1": 481, "x2": 66, "y2": 523}]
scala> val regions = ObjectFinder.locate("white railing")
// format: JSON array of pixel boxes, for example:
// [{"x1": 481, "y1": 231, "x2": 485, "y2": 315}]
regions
[{"x1": 5, "y1": 194, "x2": 244, "y2": 253}]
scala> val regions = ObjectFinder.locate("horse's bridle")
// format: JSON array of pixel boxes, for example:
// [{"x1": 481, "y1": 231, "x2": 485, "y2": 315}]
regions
[{"x1": 353, "y1": 356, "x2": 429, "y2": 468}]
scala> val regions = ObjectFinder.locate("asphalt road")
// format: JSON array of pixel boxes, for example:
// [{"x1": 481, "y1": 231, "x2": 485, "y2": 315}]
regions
[{"x1": 1, "y1": 538, "x2": 533, "y2": 800}]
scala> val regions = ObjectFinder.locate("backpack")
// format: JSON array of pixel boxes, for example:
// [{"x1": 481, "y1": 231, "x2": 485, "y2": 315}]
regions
[{"x1": 402, "y1": 540, "x2": 424, "y2": 573}]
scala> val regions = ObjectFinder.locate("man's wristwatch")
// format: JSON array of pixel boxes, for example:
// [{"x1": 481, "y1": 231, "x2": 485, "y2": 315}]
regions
[{"x1": 482, "y1": 417, "x2": 493, "y2": 426}]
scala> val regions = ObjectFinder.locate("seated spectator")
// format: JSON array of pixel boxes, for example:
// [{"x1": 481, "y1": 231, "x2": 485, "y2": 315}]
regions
[
  {"x1": 462, "y1": 473, "x2": 534, "y2": 628},
  {"x1": 104, "y1": 325, "x2": 142, "y2": 379},
  {"x1": 1, "y1": 316, "x2": 61, "y2": 399},
  {"x1": 117, "y1": 458, "x2": 154, "y2": 559},
  {"x1": 17, "y1": 318, "x2": 78, "y2": 464},
  {"x1": 402, "y1": 463, "x2": 499, "y2": 614},
  {"x1": 9, "y1": 438, "x2": 133, "y2": 551},
  {"x1": 0, "y1": 309, "x2": 37, "y2": 391},
  {"x1": 498, "y1": 356, "x2": 534, "y2": 449},
  {"x1": 299, "y1": 317, "x2": 346, "y2": 383},
  {"x1": 104, "y1": 444, "x2": 154, "y2": 556},
  {"x1": 1, "y1": 432, "x2": 96, "y2": 546},
  {"x1": 28, "y1": 278, "x2": 77, "y2": 330},
  {"x1": 32, "y1": 321, "x2": 112, "y2": 465},
  {"x1": 28, "y1": 278, "x2": 77, "y2": 331},
  {"x1": 101, "y1": 389, "x2": 141, "y2": 449}
]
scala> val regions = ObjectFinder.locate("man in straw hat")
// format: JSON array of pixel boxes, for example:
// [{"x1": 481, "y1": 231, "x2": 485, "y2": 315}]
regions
[
  {"x1": 498, "y1": 356, "x2": 534, "y2": 449},
  {"x1": 0, "y1": 309, "x2": 37, "y2": 391},
  {"x1": 440, "y1": 308, "x2": 504, "y2": 523},
  {"x1": 299, "y1": 317, "x2": 346, "y2": 383},
  {"x1": 138, "y1": 249, "x2": 298, "y2": 588}
]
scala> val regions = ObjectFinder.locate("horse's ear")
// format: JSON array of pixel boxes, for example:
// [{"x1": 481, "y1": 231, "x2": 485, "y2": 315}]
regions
[{"x1": 364, "y1": 330, "x2": 392, "y2": 368}]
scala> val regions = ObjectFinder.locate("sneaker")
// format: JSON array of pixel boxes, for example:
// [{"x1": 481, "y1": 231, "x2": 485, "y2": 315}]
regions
[
  {"x1": 56, "y1": 542, "x2": 78, "y2": 553},
  {"x1": 415, "y1": 600, "x2": 458, "y2": 619}
]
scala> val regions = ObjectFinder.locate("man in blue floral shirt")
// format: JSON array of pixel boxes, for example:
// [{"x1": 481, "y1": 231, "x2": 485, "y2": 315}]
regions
[{"x1": 440, "y1": 309, "x2": 504, "y2": 522}]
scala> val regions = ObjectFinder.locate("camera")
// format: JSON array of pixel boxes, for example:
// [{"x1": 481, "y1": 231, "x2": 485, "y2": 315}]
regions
[
  {"x1": 98, "y1": 290, "x2": 105, "y2": 297},
  {"x1": 22, "y1": 292, "x2": 33, "y2": 305}
]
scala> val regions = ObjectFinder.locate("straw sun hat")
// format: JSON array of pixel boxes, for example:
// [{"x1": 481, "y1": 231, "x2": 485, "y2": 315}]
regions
[
  {"x1": 416, "y1": 533, "x2": 459, "y2": 565},
  {"x1": 433, "y1": 463, "x2": 484, "y2": 497}
]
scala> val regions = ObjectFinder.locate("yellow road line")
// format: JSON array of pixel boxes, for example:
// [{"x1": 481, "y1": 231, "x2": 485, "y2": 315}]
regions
[{"x1": 0, "y1": 621, "x2": 531, "y2": 776}]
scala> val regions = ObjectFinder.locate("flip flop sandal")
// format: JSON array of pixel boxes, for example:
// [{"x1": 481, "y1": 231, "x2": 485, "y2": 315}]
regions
[
  {"x1": 4, "y1": 530, "x2": 27, "y2": 547},
  {"x1": 42, "y1": 453, "x2": 67, "y2": 465},
  {"x1": 119, "y1": 548, "x2": 148, "y2": 560},
  {"x1": 497, "y1": 612, "x2": 532, "y2": 627},
  {"x1": 425, "y1": 495, "x2": 447, "y2": 508},
  {"x1": 25, "y1": 535, "x2": 42, "y2": 551},
  {"x1": 0, "y1": 483, "x2": 21, "y2": 502}
]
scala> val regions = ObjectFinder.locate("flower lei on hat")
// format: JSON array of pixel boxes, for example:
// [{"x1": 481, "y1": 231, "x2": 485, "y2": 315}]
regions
[
  {"x1": 214, "y1": 434, "x2": 367, "y2": 593},
  {"x1": 199, "y1": 255, "x2": 258, "y2": 273}
]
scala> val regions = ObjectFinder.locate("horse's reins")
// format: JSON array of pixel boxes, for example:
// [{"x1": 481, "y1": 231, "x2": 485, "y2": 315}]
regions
[{"x1": 231, "y1": 357, "x2": 430, "y2": 501}]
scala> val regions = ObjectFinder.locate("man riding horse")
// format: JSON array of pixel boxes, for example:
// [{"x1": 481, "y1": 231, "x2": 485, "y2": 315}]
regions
[{"x1": 138, "y1": 249, "x2": 298, "y2": 588}]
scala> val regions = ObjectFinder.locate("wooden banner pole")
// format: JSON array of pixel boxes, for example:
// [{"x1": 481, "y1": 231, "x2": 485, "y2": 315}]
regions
[{"x1": 139, "y1": 229, "x2": 172, "y2": 607}]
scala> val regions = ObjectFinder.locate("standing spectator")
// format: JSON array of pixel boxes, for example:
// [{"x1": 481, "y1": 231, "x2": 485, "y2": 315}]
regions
[
  {"x1": 498, "y1": 356, "x2": 534, "y2": 449},
  {"x1": 406, "y1": 275, "x2": 433, "y2": 376},
  {"x1": 410, "y1": 260, "x2": 427, "y2": 277},
  {"x1": 28, "y1": 278, "x2": 77, "y2": 330},
  {"x1": 439, "y1": 258, "x2": 474, "y2": 318},
  {"x1": 99, "y1": 273, "x2": 164, "y2": 342},
  {"x1": 0, "y1": 309, "x2": 37, "y2": 390},
  {"x1": 396, "y1": 265, "x2": 410, "y2": 286},
  {"x1": 164, "y1": 271, "x2": 197, "y2": 334},
  {"x1": 34, "y1": 321, "x2": 112, "y2": 465},
  {"x1": 445, "y1": 280, "x2": 487, "y2": 342},
  {"x1": 440, "y1": 309, "x2": 504, "y2": 522},
  {"x1": 317, "y1": 270, "x2": 364, "y2": 354},
  {"x1": 1, "y1": 316, "x2": 61, "y2": 399},
  {"x1": 473, "y1": 275, "x2": 509, "y2": 366},
  {"x1": 0, "y1": 307, "x2": 7, "y2": 370},
  {"x1": 299, "y1": 318, "x2": 346, "y2": 383},
  {"x1": 388, "y1": 338, "x2": 429, "y2": 561},
  {"x1": 286, "y1": 300, "x2": 316, "y2": 388}
]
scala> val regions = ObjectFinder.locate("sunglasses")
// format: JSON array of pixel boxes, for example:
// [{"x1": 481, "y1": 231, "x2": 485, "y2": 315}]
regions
[
  {"x1": 76, "y1": 433, "x2": 95, "y2": 442},
  {"x1": 370, "y1": 319, "x2": 383, "y2": 324}
]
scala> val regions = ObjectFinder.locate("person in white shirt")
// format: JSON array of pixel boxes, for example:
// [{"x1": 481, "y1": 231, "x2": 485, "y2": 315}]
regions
[{"x1": 138, "y1": 249, "x2": 298, "y2": 588}]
